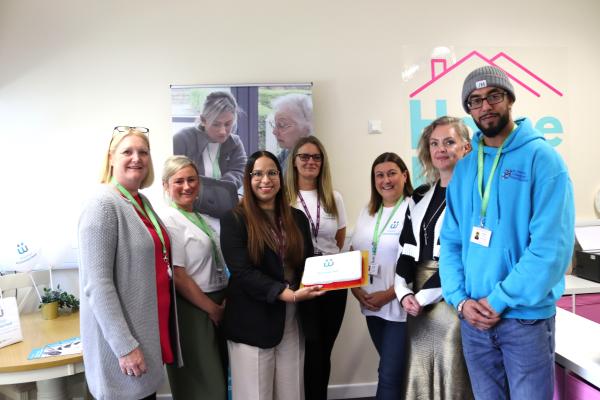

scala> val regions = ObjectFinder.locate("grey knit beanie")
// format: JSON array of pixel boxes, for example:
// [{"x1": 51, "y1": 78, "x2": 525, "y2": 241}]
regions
[{"x1": 461, "y1": 65, "x2": 515, "y2": 113}]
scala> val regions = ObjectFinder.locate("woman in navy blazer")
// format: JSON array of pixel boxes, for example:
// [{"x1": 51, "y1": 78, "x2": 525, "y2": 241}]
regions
[{"x1": 220, "y1": 150, "x2": 323, "y2": 400}]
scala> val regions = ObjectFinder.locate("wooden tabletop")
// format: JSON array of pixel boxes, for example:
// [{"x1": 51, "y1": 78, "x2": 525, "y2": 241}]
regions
[{"x1": 0, "y1": 311, "x2": 82, "y2": 373}]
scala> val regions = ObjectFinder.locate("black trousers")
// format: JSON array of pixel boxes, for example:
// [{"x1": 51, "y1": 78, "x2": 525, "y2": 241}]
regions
[{"x1": 304, "y1": 289, "x2": 347, "y2": 400}]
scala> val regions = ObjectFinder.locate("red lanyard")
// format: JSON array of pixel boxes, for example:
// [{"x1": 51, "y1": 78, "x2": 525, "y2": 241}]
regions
[{"x1": 298, "y1": 192, "x2": 320, "y2": 242}]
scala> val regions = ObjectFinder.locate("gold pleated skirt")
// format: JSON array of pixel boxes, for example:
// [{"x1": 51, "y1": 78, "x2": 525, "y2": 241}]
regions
[{"x1": 403, "y1": 261, "x2": 473, "y2": 400}]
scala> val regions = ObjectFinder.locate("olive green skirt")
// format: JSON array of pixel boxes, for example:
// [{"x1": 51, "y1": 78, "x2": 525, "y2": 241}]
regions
[{"x1": 167, "y1": 290, "x2": 228, "y2": 400}]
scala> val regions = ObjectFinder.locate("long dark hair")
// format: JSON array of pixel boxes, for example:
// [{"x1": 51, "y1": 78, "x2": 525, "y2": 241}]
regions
[
  {"x1": 368, "y1": 152, "x2": 414, "y2": 215},
  {"x1": 236, "y1": 150, "x2": 304, "y2": 268}
]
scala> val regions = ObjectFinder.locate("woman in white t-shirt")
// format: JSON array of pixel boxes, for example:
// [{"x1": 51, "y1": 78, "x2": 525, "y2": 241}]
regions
[
  {"x1": 285, "y1": 136, "x2": 347, "y2": 400},
  {"x1": 350, "y1": 152, "x2": 413, "y2": 400},
  {"x1": 160, "y1": 155, "x2": 228, "y2": 400}
]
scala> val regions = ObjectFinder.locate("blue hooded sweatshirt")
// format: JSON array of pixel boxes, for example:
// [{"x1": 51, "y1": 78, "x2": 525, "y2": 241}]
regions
[{"x1": 439, "y1": 117, "x2": 575, "y2": 319}]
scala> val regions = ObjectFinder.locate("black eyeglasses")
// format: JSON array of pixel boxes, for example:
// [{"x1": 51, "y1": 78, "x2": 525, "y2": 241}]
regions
[
  {"x1": 113, "y1": 126, "x2": 150, "y2": 135},
  {"x1": 466, "y1": 92, "x2": 507, "y2": 110},
  {"x1": 296, "y1": 153, "x2": 322, "y2": 162}
]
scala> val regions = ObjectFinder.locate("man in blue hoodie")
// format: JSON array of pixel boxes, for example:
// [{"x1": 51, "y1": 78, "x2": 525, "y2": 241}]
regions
[{"x1": 439, "y1": 65, "x2": 575, "y2": 400}]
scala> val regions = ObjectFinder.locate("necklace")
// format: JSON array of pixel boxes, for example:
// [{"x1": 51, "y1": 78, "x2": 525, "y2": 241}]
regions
[{"x1": 422, "y1": 199, "x2": 446, "y2": 246}]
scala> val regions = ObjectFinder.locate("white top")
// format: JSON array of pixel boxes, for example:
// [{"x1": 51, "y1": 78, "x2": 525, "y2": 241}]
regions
[
  {"x1": 161, "y1": 207, "x2": 228, "y2": 293},
  {"x1": 563, "y1": 274, "x2": 600, "y2": 295},
  {"x1": 293, "y1": 189, "x2": 347, "y2": 256},
  {"x1": 555, "y1": 307, "x2": 600, "y2": 388},
  {"x1": 202, "y1": 142, "x2": 221, "y2": 179},
  {"x1": 350, "y1": 200, "x2": 409, "y2": 322},
  {"x1": 394, "y1": 184, "x2": 445, "y2": 307}
]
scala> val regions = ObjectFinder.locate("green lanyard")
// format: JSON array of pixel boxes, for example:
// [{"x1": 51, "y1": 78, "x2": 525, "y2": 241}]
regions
[
  {"x1": 371, "y1": 197, "x2": 403, "y2": 261},
  {"x1": 477, "y1": 127, "x2": 515, "y2": 227},
  {"x1": 172, "y1": 204, "x2": 225, "y2": 272},
  {"x1": 208, "y1": 144, "x2": 221, "y2": 179},
  {"x1": 112, "y1": 177, "x2": 168, "y2": 262}
]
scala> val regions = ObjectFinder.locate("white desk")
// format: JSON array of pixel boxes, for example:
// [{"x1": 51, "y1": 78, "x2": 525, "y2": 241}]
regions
[
  {"x1": 555, "y1": 308, "x2": 600, "y2": 389},
  {"x1": 563, "y1": 275, "x2": 600, "y2": 313}
]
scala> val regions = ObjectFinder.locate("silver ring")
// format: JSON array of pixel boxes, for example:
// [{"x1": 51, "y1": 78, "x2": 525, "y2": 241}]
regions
[{"x1": 127, "y1": 370, "x2": 133, "y2": 376}]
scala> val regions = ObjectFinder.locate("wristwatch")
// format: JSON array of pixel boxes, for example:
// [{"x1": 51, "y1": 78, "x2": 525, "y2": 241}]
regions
[{"x1": 457, "y1": 298, "x2": 469, "y2": 319}]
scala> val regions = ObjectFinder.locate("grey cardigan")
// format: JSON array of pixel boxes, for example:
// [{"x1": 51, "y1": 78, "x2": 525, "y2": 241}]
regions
[
  {"x1": 173, "y1": 126, "x2": 247, "y2": 189},
  {"x1": 78, "y1": 186, "x2": 182, "y2": 400}
]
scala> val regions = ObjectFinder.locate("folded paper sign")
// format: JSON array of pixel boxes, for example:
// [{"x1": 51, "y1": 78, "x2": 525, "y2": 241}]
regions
[{"x1": 0, "y1": 296, "x2": 23, "y2": 349}]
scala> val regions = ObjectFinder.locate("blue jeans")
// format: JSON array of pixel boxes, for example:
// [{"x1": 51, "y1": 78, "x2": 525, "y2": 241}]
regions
[
  {"x1": 460, "y1": 317, "x2": 555, "y2": 400},
  {"x1": 366, "y1": 316, "x2": 407, "y2": 400}
]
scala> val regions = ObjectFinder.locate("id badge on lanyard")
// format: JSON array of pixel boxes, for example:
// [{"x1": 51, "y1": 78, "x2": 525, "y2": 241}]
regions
[
  {"x1": 470, "y1": 130, "x2": 513, "y2": 248},
  {"x1": 370, "y1": 199, "x2": 402, "y2": 283}
]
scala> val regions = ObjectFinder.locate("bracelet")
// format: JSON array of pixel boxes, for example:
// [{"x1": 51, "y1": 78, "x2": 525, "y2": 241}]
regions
[{"x1": 457, "y1": 298, "x2": 469, "y2": 319}]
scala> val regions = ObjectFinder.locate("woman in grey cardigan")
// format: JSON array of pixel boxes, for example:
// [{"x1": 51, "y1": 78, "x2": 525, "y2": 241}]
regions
[{"x1": 78, "y1": 126, "x2": 182, "y2": 400}]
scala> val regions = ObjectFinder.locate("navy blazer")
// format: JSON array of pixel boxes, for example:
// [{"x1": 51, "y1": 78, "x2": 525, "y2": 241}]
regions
[{"x1": 220, "y1": 207, "x2": 316, "y2": 348}]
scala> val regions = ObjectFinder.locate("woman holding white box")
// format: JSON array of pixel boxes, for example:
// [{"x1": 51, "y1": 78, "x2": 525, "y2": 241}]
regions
[{"x1": 220, "y1": 150, "x2": 324, "y2": 400}]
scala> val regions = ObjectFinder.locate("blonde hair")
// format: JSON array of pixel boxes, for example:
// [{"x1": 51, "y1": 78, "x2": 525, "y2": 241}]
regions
[
  {"x1": 285, "y1": 136, "x2": 338, "y2": 219},
  {"x1": 100, "y1": 129, "x2": 155, "y2": 189},
  {"x1": 198, "y1": 91, "x2": 240, "y2": 131},
  {"x1": 161, "y1": 155, "x2": 200, "y2": 206},
  {"x1": 417, "y1": 116, "x2": 471, "y2": 184},
  {"x1": 162, "y1": 155, "x2": 199, "y2": 183}
]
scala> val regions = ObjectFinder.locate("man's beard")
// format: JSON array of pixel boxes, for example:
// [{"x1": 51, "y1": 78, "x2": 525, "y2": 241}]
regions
[{"x1": 475, "y1": 112, "x2": 510, "y2": 138}]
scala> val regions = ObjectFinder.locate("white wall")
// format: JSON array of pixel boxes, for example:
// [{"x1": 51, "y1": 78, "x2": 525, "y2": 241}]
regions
[{"x1": 1, "y1": 0, "x2": 599, "y2": 394}]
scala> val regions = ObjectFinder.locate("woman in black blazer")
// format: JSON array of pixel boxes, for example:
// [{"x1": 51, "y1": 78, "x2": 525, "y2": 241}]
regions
[{"x1": 220, "y1": 150, "x2": 324, "y2": 400}]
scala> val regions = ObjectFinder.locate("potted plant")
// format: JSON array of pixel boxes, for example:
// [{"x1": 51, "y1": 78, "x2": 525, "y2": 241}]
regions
[{"x1": 39, "y1": 285, "x2": 80, "y2": 320}]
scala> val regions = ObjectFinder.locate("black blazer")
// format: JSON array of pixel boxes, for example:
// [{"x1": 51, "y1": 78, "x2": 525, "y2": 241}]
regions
[{"x1": 220, "y1": 207, "x2": 315, "y2": 348}]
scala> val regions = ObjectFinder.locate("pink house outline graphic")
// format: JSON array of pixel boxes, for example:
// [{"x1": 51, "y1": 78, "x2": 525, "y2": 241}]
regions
[{"x1": 409, "y1": 50, "x2": 563, "y2": 98}]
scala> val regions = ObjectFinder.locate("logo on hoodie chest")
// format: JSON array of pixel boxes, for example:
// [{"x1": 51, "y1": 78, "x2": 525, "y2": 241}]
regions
[{"x1": 501, "y1": 169, "x2": 528, "y2": 182}]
